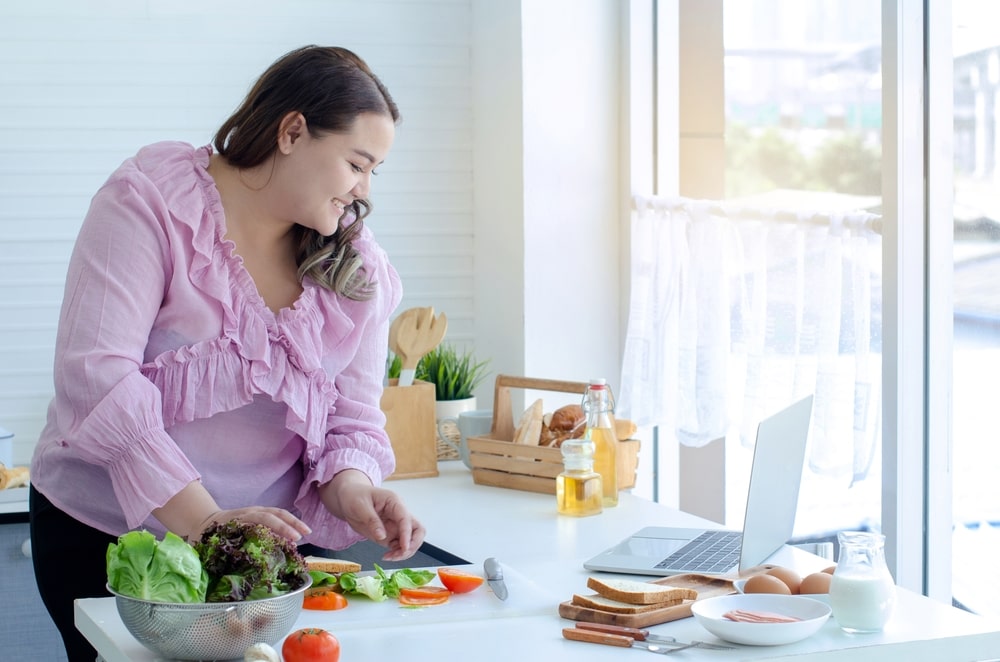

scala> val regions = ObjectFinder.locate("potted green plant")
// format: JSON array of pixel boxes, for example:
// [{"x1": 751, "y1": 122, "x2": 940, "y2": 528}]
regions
[
  {"x1": 416, "y1": 343, "x2": 490, "y2": 402},
  {"x1": 387, "y1": 343, "x2": 491, "y2": 418}
]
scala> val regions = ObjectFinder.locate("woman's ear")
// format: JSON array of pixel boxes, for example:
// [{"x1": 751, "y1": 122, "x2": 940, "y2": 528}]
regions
[{"x1": 277, "y1": 112, "x2": 307, "y2": 154}]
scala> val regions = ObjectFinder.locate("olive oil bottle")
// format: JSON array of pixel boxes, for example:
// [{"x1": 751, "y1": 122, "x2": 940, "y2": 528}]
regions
[
  {"x1": 582, "y1": 378, "x2": 619, "y2": 507},
  {"x1": 556, "y1": 437, "x2": 603, "y2": 517}
]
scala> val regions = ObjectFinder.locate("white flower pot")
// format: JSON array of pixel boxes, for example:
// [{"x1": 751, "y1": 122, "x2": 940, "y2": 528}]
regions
[{"x1": 435, "y1": 397, "x2": 477, "y2": 422}]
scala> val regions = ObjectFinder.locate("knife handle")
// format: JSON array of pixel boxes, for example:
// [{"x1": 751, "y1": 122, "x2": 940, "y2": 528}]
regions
[
  {"x1": 562, "y1": 627, "x2": 634, "y2": 648},
  {"x1": 575, "y1": 622, "x2": 650, "y2": 641}
]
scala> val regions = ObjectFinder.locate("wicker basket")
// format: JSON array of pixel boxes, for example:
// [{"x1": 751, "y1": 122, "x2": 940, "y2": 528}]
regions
[{"x1": 467, "y1": 375, "x2": 640, "y2": 495}]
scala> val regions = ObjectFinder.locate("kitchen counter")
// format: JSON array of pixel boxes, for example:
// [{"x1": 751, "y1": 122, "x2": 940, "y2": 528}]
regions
[{"x1": 76, "y1": 462, "x2": 1000, "y2": 661}]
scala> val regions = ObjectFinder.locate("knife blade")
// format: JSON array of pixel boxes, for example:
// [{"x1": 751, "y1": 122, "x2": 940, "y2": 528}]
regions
[
  {"x1": 484, "y1": 557, "x2": 508, "y2": 601},
  {"x1": 574, "y1": 622, "x2": 734, "y2": 650}
]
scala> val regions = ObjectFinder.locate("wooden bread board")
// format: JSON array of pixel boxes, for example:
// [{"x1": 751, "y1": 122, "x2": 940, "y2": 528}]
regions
[{"x1": 558, "y1": 573, "x2": 736, "y2": 628}]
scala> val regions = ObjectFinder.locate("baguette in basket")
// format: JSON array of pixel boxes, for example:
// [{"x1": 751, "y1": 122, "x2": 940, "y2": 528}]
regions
[{"x1": 0, "y1": 464, "x2": 29, "y2": 490}]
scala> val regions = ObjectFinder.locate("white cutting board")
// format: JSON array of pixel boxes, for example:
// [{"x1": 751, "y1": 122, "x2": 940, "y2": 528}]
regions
[{"x1": 291, "y1": 563, "x2": 558, "y2": 631}]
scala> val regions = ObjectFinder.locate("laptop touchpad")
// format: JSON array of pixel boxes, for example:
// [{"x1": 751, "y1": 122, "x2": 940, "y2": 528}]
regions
[{"x1": 612, "y1": 536, "x2": 688, "y2": 559}]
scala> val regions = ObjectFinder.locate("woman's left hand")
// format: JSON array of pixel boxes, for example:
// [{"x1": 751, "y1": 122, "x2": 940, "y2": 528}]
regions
[{"x1": 321, "y1": 470, "x2": 426, "y2": 561}]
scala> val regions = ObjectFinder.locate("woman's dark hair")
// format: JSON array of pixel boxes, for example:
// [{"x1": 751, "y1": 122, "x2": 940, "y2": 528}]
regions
[{"x1": 213, "y1": 45, "x2": 400, "y2": 299}]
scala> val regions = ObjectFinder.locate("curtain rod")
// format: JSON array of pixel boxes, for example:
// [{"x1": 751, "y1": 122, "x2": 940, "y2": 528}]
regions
[{"x1": 632, "y1": 194, "x2": 884, "y2": 235}]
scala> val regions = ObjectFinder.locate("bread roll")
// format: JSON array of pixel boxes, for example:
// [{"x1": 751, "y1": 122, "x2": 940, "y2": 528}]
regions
[
  {"x1": 539, "y1": 404, "x2": 586, "y2": 447},
  {"x1": 549, "y1": 404, "x2": 584, "y2": 433}
]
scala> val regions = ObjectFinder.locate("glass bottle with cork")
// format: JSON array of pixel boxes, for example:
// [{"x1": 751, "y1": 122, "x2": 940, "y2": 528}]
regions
[
  {"x1": 556, "y1": 436, "x2": 603, "y2": 516},
  {"x1": 582, "y1": 378, "x2": 618, "y2": 507}
]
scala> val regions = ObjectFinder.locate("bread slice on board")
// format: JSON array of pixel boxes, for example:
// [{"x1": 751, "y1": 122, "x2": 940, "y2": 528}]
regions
[
  {"x1": 304, "y1": 556, "x2": 362, "y2": 574},
  {"x1": 571, "y1": 593, "x2": 684, "y2": 614},
  {"x1": 587, "y1": 577, "x2": 699, "y2": 605}
]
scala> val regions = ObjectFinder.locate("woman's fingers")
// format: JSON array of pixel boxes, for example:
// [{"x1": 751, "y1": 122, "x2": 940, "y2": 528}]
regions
[{"x1": 203, "y1": 507, "x2": 311, "y2": 542}]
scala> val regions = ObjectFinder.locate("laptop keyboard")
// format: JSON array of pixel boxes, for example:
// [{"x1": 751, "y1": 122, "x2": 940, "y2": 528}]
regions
[{"x1": 654, "y1": 530, "x2": 742, "y2": 574}]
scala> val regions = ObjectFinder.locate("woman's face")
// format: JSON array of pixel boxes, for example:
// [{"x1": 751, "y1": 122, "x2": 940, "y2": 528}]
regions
[{"x1": 273, "y1": 111, "x2": 395, "y2": 236}]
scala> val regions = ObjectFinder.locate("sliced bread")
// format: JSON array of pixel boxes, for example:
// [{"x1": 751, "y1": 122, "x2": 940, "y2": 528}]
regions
[
  {"x1": 304, "y1": 556, "x2": 362, "y2": 574},
  {"x1": 586, "y1": 576, "x2": 699, "y2": 605},
  {"x1": 571, "y1": 593, "x2": 683, "y2": 614}
]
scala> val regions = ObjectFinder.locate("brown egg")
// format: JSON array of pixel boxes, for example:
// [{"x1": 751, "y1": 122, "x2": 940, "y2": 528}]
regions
[
  {"x1": 765, "y1": 566, "x2": 802, "y2": 594},
  {"x1": 799, "y1": 572, "x2": 833, "y2": 595},
  {"x1": 822, "y1": 565, "x2": 837, "y2": 574},
  {"x1": 743, "y1": 573, "x2": 792, "y2": 595}
]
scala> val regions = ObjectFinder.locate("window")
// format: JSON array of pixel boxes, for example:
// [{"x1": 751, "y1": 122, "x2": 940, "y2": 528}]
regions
[{"x1": 628, "y1": 0, "x2": 955, "y2": 602}]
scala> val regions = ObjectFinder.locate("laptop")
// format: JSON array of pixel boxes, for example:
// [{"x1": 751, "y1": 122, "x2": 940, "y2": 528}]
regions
[{"x1": 583, "y1": 394, "x2": 814, "y2": 576}]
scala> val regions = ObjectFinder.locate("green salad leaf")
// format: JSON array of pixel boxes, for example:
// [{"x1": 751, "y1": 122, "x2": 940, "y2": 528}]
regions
[
  {"x1": 338, "y1": 564, "x2": 435, "y2": 602},
  {"x1": 106, "y1": 530, "x2": 208, "y2": 603}
]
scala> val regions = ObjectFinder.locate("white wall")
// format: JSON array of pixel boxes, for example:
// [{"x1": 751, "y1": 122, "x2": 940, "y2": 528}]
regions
[
  {"x1": 0, "y1": 1, "x2": 632, "y2": 480},
  {"x1": 472, "y1": 0, "x2": 625, "y2": 413},
  {"x1": 0, "y1": 0, "x2": 478, "y2": 463}
]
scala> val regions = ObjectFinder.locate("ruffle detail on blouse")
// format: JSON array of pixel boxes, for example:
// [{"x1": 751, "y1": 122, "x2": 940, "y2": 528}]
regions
[
  {"x1": 133, "y1": 142, "x2": 360, "y2": 459},
  {"x1": 139, "y1": 306, "x2": 344, "y2": 460}
]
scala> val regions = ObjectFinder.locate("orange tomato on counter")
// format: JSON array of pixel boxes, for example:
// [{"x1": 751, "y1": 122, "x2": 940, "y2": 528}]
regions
[
  {"x1": 437, "y1": 568, "x2": 486, "y2": 594},
  {"x1": 303, "y1": 587, "x2": 348, "y2": 611},
  {"x1": 282, "y1": 628, "x2": 340, "y2": 662}
]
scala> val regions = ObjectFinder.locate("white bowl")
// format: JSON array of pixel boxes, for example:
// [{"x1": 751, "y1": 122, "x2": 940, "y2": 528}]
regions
[
  {"x1": 733, "y1": 578, "x2": 831, "y2": 604},
  {"x1": 691, "y1": 594, "x2": 831, "y2": 646}
]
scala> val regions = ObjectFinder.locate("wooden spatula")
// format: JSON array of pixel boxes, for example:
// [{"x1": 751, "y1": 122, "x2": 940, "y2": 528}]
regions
[{"x1": 395, "y1": 306, "x2": 448, "y2": 386}]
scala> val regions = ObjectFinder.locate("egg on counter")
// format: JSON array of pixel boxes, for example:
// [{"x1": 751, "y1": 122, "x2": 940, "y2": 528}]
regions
[
  {"x1": 765, "y1": 567, "x2": 802, "y2": 594},
  {"x1": 743, "y1": 573, "x2": 793, "y2": 595},
  {"x1": 799, "y1": 571, "x2": 833, "y2": 595}
]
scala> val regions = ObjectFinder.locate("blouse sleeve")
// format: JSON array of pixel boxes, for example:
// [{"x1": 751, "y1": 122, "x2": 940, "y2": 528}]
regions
[
  {"x1": 51, "y1": 175, "x2": 200, "y2": 529},
  {"x1": 294, "y1": 236, "x2": 403, "y2": 545}
]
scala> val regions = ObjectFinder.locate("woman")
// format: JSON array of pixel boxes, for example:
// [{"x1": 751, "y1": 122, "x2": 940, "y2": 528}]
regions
[{"x1": 29, "y1": 45, "x2": 425, "y2": 661}]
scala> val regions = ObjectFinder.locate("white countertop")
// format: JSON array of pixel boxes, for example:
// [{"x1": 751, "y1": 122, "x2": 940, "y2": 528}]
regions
[
  {"x1": 0, "y1": 485, "x2": 28, "y2": 515},
  {"x1": 76, "y1": 461, "x2": 1000, "y2": 662}
]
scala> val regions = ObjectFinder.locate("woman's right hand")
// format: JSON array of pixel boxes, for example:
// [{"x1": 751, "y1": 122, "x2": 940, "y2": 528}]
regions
[
  {"x1": 191, "y1": 506, "x2": 312, "y2": 543},
  {"x1": 153, "y1": 481, "x2": 311, "y2": 543}
]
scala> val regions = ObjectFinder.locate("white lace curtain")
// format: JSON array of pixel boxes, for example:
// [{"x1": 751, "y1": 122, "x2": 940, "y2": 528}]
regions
[{"x1": 618, "y1": 195, "x2": 882, "y2": 484}]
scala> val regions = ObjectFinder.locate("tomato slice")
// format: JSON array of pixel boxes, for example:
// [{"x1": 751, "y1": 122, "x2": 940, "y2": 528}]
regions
[
  {"x1": 399, "y1": 592, "x2": 450, "y2": 606},
  {"x1": 437, "y1": 568, "x2": 486, "y2": 594},
  {"x1": 398, "y1": 586, "x2": 451, "y2": 606},
  {"x1": 302, "y1": 587, "x2": 348, "y2": 611},
  {"x1": 399, "y1": 586, "x2": 450, "y2": 599}
]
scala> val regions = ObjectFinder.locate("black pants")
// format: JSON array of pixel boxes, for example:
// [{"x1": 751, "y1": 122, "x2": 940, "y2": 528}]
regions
[{"x1": 29, "y1": 485, "x2": 116, "y2": 662}]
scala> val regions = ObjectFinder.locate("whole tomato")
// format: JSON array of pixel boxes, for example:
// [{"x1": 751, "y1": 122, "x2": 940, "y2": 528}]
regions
[{"x1": 282, "y1": 628, "x2": 340, "y2": 662}]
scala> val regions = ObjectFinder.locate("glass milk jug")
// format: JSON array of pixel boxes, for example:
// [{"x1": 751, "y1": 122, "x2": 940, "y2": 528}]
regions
[{"x1": 829, "y1": 531, "x2": 897, "y2": 633}]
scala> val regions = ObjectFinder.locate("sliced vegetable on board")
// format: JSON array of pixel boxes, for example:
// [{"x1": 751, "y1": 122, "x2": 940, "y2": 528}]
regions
[
  {"x1": 399, "y1": 586, "x2": 451, "y2": 606},
  {"x1": 303, "y1": 587, "x2": 348, "y2": 611},
  {"x1": 437, "y1": 567, "x2": 486, "y2": 594}
]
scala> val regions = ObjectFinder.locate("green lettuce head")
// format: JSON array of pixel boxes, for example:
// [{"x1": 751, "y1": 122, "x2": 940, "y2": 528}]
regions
[{"x1": 106, "y1": 530, "x2": 208, "y2": 603}]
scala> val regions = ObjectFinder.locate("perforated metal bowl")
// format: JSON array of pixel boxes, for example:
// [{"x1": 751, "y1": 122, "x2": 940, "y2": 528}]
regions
[{"x1": 109, "y1": 574, "x2": 311, "y2": 661}]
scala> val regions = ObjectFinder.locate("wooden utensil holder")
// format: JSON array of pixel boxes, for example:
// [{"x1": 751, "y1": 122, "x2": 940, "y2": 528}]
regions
[
  {"x1": 381, "y1": 378, "x2": 439, "y2": 479},
  {"x1": 467, "y1": 375, "x2": 640, "y2": 494}
]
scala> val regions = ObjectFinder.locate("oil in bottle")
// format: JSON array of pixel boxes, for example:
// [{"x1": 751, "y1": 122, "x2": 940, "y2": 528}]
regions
[
  {"x1": 582, "y1": 378, "x2": 619, "y2": 507},
  {"x1": 557, "y1": 437, "x2": 603, "y2": 517}
]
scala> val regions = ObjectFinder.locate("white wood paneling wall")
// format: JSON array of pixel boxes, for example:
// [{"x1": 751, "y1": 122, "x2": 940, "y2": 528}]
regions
[{"x1": 0, "y1": 0, "x2": 475, "y2": 464}]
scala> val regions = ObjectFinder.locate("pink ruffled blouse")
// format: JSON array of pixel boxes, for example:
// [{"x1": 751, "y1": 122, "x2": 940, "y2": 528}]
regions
[{"x1": 31, "y1": 142, "x2": 401, "y2": 549}]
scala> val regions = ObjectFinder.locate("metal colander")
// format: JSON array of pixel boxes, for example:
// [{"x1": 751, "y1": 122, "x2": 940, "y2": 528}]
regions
[{"x1": 109, "y1": 574, "x2": 311, "y2": 661}]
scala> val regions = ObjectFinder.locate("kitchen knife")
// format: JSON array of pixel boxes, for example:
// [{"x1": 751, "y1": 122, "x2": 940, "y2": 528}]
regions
[
  {"x1": 563, "y1": 628, "x2": 703, "y2": 655},
  {"x1": 484, "y1": 557, "x2": 508, "y2": 601}
]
